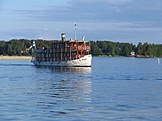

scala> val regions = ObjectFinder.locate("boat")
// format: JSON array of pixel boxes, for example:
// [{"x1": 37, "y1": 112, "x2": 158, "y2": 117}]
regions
[{"x1": 31, "y1": 33, "x2": 92, "y2": 67}]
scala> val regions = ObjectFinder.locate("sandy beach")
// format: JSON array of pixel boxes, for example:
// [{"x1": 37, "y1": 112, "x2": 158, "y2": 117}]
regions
[{"x1": 0, "y1": 56, "x2": 32, "y2": 60}]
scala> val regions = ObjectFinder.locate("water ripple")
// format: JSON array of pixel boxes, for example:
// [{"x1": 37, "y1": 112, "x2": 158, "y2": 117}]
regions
[{"x1": 1, "y1": 58, "x2": 162, "y2": 121}]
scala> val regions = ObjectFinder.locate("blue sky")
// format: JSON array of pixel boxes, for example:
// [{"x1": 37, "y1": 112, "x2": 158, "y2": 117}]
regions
[{"x1": 0, "y1": 0, "x2": 162, "y2": 43}]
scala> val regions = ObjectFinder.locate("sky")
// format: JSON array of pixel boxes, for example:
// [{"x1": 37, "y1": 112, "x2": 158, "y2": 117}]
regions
[{"x1": 0, "y1": 0, "x2": 162, "y2": 43}]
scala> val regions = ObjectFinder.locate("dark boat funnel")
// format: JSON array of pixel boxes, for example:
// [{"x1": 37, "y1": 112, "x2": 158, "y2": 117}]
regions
[{"x1": 61, "y1": 33, "x2": 66, "y2": 42}]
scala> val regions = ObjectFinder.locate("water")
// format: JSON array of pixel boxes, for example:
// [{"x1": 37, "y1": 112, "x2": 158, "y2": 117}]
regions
[{"x1": 0, "y1": 57, "x2": 162, "y2": 121}]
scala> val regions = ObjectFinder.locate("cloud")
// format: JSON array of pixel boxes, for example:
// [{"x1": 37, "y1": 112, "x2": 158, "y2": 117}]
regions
[
  {"x1": 70, "y1": 0, "x2": 131, "y2": 4},
  {"x1": 0, "y1": 29, "x2": 40, "y2": 40},
  {"x1": 44, "y1": 28, "x2": 48, "y2": 31},
  {"x1": 11, "y1": 0, "x2": 131, "y2": 21},
  {"x1": 1, "y1": 0, "x2": 162, "y2": 43},
  {"x1": 12, "y1": 0, "x2": 162, "y2": 24}
]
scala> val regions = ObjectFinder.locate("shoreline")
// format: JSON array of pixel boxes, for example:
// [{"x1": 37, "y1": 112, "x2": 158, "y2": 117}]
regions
[
  {"x1": 0, "y1": 56, "x2": 32, "y2": 60},
  {"x1": 0, "y1": 55, "x2": 161, "y2": 60}
]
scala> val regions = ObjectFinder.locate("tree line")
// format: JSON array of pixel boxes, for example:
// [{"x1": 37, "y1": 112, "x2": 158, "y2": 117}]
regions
[
  {"x1": 91, "y1": 41, "x2": 162, "y2": 57},
  {"x1": 0, "y1": 39, "x2": 162, "y2": 57}
]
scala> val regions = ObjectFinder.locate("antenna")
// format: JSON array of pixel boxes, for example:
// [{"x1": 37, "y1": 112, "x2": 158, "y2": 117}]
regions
[{"x1": 74, "y1": 22, "x2": 77, "y2": 40}]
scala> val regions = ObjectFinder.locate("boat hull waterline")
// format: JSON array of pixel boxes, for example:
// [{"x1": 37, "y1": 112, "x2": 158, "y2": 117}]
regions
[{"x1": 32, "y1": 55, "x2": 92, "y2": 67}]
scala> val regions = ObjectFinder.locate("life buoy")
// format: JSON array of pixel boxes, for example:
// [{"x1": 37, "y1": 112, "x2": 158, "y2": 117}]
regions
[{"x1": 78, "y1": 46, "x2": 81, "y2": 50}]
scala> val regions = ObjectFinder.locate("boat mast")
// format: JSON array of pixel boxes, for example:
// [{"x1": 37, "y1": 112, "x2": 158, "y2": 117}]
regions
[{"x1": 74, "y1": 22, "x2": 77, "y2": 40}]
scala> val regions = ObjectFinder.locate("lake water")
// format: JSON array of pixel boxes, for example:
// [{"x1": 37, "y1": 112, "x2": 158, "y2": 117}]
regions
[{"x1": 0, "y1": 57, "x2": 162, "y2": 121}]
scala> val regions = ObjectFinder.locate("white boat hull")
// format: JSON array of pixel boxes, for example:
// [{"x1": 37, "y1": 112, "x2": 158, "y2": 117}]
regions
[{"x1": 32, "y1": 54, "x2": 92, "y2": 67}]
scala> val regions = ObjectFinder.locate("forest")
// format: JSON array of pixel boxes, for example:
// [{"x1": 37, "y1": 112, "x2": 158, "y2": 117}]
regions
[{"x1": 0, "y1": 39, "x2": 162, "y2": 57}]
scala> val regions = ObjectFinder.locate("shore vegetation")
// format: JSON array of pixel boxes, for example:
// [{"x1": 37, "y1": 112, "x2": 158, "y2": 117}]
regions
[{"x1": 0, "y1": 39, "x2": 162, "y2": 58}]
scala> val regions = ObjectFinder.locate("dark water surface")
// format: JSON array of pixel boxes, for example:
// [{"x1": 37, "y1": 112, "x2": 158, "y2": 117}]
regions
[{"x1": 0, "y1": 57, "x2": 162, "y2": 121}]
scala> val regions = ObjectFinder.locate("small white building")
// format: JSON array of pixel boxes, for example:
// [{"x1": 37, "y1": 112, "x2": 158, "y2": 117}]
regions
[{"x1": 130, "y1": 52, "x2": 135, "y2": 56}]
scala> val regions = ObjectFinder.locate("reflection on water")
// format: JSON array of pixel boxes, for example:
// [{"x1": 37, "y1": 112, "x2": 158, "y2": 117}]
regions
[
  {"x1": 37, "y1": 79, "x2": 92, "y2": 102},
  {"x1": 35, "y1": 66, "x2": 92, "y2": 74},
  {"x1": 1, "y1": 59, "x2": 162, "y2": 120},
  {"x1": 33, "y1": 66, "x2": 93, "y2": 119}
]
